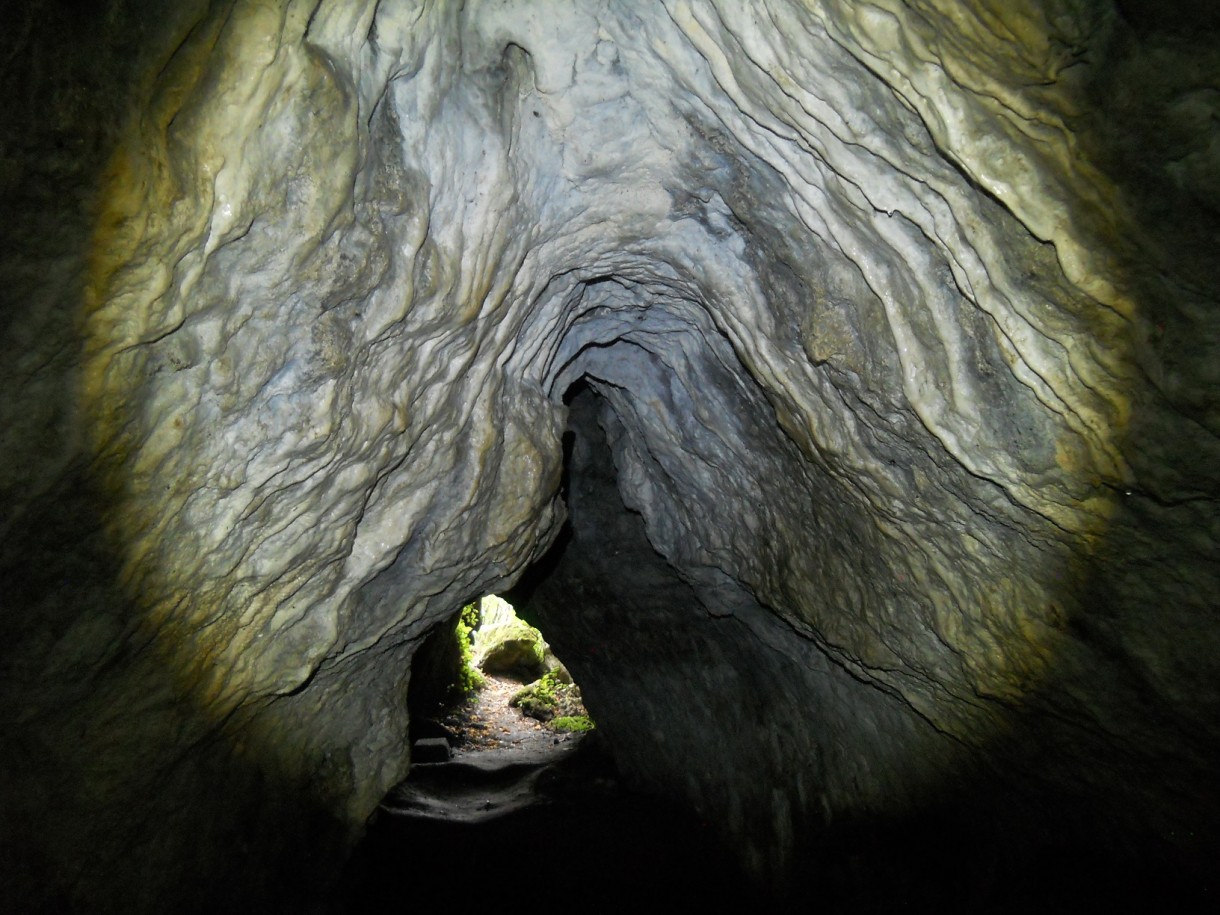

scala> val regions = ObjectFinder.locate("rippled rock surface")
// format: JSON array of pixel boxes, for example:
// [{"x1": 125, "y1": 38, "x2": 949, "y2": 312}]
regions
[{"x1": 2, "y1": 1, "x2": 1218, "y2": 909}]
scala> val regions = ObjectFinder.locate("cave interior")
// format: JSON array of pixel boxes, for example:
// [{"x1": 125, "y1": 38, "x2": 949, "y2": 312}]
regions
[{"x1": 1, "y1": 1, "x2": 1219, "y2": 911}]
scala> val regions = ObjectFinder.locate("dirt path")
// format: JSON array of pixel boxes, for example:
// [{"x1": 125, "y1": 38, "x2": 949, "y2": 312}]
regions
[
  {"x1": 380, "y1": 674, "x2": 589, "y2": 825},
  {"x1": 438, "y1": 674, "x2": 583, "y2": 758}
]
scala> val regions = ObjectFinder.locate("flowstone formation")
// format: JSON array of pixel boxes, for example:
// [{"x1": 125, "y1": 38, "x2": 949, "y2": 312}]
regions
[{"x1": 2, "y1": 0, "x2": 1218, "y2": 909}]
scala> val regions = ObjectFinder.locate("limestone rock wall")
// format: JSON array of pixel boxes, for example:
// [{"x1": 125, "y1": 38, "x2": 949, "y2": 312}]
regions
[{"x1": 2, "y1": 0, "x2": 1218, "y2": 909}]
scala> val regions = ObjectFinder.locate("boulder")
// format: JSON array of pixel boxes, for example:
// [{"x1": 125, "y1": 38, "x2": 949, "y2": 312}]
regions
[{"x1": 471, "y1": 596, "x2": 548, "y2": 680}]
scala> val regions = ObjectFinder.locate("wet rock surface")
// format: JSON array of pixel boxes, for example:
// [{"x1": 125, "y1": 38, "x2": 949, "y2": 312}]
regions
[{"x1": 2, "y1": 1, "x2": 1219, "y2": 911}]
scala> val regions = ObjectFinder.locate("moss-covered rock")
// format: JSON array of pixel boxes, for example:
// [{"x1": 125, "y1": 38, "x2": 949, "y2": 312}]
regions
[
  {"x1": 550, "y1": 716, "x2": 596, "y2": 733},
  {"x1": 510, "y1": 669, "x2": 587, "y2": 723},
  {"x1": 471, "y1": 595, "x2": 548, "y2": 680}
]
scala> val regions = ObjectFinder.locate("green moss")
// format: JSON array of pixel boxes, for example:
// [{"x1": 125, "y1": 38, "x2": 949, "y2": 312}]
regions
[
  {"x1": 550, "y1": 715, "x2": 595, "y2": 733},
  {"x1": 510, "y1": 669, "x2": 592, "y2": 726},
  {"x1": 455, "y1": 602, "x2": 485, "y2": 695},
  {"x1": 509, "y1": 669, "x2": 567, "y2": 720}
]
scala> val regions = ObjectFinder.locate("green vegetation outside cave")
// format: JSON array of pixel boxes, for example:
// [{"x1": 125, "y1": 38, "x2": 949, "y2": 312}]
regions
[
  {"x1": 455, "y1": 601, "x2": 485, "y2": 695},
  {"x1": 455, "y1": 597, "x2": 595, "y2": 735}
]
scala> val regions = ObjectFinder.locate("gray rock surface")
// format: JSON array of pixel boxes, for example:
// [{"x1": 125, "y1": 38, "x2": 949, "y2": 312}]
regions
[{"x1": 1, "y1": 0, "x2": 1218, "y2": 910}]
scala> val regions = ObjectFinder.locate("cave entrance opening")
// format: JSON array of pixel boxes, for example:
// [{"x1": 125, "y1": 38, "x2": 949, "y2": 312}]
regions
[{"x1": 405, "y1": 594, "x2": 594, "y2": 761}]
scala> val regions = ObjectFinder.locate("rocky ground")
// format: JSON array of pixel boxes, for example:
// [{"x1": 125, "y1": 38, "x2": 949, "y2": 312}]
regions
[
  {"x1": 437, "y1": 674, "x2": 588, "y2": 757},
  {"x1": 369, "y1": 673, "x2": 601, "y2": 828}
]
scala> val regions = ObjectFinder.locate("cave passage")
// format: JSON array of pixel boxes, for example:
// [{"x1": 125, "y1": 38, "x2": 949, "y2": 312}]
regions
[
  {"x1": 342, "y1": 382, "x2": 1211, "y2": 912},
  {"x1": 3, "y1": 2, "x2": 1219, "y2": 912},
  {"x1": 343, "y1": 395, "x2": 767, "y2": 909},
  {"x1": 355, "y1": 550, "x2": 764, "y2": 906}
]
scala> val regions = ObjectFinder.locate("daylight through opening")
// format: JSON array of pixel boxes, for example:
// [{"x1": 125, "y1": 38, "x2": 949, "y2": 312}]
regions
[{"x1": 406, "y1": 595, "x2": 594, "y2": 764}]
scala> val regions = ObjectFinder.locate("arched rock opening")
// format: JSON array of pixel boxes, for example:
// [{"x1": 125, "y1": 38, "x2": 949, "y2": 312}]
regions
[{"x1": 2, "y1": 1, "x2": 1218, "y2": 910}]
